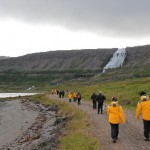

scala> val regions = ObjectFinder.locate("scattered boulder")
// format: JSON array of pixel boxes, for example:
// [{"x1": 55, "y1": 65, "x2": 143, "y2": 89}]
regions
[{"x1": 120, "y1": 100, "x2": 131, "y2": 105}]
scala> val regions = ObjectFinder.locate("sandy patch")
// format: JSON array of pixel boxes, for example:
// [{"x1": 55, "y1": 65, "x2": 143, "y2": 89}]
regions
[{"x1": 0, "y1": 100, "x2": 38, "y2": 148}]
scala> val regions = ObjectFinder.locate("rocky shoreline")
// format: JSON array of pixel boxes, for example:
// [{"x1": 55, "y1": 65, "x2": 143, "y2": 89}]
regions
[{"x1": 0, "y1": 99, "x2": 70, "y2": 150}]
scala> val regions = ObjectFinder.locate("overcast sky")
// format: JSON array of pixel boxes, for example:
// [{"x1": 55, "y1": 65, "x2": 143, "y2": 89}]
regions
[{"x1": 0, "y1": 0, "x2": 150, "y2": 57}]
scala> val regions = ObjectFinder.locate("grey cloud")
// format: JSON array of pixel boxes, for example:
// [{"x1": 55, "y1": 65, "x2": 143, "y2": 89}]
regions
[{"x1": 0, "y1": 0, "x2": 150, "y2": 37}]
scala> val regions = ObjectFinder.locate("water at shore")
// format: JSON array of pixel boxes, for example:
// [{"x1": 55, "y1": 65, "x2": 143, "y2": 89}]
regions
[{"x1": 0, "y1": 93, "x2": 39, "y2": 98}]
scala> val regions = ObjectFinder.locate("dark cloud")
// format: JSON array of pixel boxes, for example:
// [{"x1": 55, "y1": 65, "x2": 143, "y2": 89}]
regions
[{"x1": 0, "y1": 0, "x2": 150, "y2": 37}]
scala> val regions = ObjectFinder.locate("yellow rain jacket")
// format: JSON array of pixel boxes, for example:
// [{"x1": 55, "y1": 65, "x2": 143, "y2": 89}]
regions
[
  {"x1": 68, "y1": 93, "x2": 72, "y2": 99},
  {"x1": 73, "y1": 92, "x2": 77, "y2": 98},
  {"x1": 107, "y1": 102, "x2": 125, "y2": 124},
  {"x1": 136, "y1": 98, "x2": 150, "y2": 121}
]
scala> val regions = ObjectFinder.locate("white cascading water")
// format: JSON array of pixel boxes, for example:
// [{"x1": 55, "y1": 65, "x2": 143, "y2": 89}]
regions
[{"x1": 102, "y1": 48, "x2": 127, "y2": 73}]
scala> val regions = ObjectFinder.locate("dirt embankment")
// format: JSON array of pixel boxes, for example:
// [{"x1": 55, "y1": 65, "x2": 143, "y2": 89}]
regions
[{"x1": 49, "y1": 94, "x2": 150, "y2": 150}]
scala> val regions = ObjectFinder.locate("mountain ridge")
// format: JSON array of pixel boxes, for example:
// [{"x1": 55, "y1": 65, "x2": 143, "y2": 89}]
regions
[
  {"x1": 0, "y1": 45, "x2": 150, "y2": 72},
  {"x1": 0, "y1": 48, "x2": 117, "y2": 72}
]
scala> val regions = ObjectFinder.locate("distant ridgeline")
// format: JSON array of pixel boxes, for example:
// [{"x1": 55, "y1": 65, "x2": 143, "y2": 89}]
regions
[
  {"x1": 102, "y1": 48, "x2": 127, "y2": 73},
  {"x1": 0, "y1": 45, "x2": 150, "y2": 84},
  {"x1": 0, "y1": 49, "x2": 117, "y2": 72}
]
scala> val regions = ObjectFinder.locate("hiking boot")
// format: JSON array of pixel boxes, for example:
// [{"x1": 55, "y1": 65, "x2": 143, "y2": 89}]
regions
[
  {"x1": 144, "y1": 138, "x2": 150, "y2": 141},
  {"x1": 113, "y1": 139, "x2": 116, "y2": 143}
]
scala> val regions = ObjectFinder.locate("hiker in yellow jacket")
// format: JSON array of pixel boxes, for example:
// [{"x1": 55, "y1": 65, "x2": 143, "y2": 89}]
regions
[
  {"x1": 68, "y1": 92, "x2": 72, "y2": 102},
  {"x1": 136, "y1": 91, "x2": 150, "y2": 141},
  {"x1": 107, "y1": 96, "x2": 125, "y2": 143},
  {"x1": 73, "y1": 92, "x2": 77, "y2": 102}
]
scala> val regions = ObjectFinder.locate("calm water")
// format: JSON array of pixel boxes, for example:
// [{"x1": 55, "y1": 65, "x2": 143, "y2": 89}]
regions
[{"x1": 0, "y1": 93, "x2": 39, "y2": 98}]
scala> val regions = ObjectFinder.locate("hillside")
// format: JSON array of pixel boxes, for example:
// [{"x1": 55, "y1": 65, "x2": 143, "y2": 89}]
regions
[
  {"x1": 0, "y1": 49, "x2": 116, "y2": 72},
  {"x1": 124, "y1": 45, "x2": 150, "y2": 67},
  {"x1": 0, "y1": 56, "x2": 10, "y2": 60},
  {"x1": 0, "y1": 45, "x2": 150, "y2": 72},
  {"x1": 0, "y1": 45, "x2": 150, "y2": 89}
]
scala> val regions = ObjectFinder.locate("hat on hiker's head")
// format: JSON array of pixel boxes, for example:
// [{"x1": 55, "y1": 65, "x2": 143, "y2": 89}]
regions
[
  {"x1": 139, "y1": 91, "x2": 146, "y2": 96},
  {"x1": 99, "y1": 91, "x2": 102, "y2": 94},
  {"x1": 112, "y1": 96, "x2": 117, "y2": 101}
]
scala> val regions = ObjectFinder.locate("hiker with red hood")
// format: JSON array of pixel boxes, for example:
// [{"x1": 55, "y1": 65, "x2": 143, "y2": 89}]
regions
[{"x1": 107, "y1": 96, "x2": 125, "y2": 143}]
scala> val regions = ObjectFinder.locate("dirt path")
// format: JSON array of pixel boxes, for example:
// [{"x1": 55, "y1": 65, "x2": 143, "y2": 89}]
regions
[{"x1": 49, "y1": 94, "x2": 150, "y2": 150}]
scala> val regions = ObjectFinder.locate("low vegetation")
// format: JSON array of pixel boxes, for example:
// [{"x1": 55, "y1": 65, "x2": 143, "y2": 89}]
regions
[{"x1": 49, "y1": 76, "x2": 150, "y2": 111}]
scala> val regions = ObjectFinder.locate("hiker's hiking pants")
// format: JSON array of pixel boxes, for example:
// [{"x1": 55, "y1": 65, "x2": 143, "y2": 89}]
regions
[
  {"x1": 110, "y1": 123, "x2": 119, "y2": 139},
  {"x1": 98, "y1": 103, "x2": 103, "y2": 114},
  {"x1": 93, "y1": 99, "x2": 97, "y2": 109},
  {"x1": 143, "y1": 120, "x2": 150, "y2": 138},
  {"x1": 77, "y1": 98, "x2": 81, "y2": 105}
]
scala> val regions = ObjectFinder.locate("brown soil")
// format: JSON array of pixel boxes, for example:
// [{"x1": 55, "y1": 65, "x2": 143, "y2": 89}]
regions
[{"x1": 49, "y1": 94, "x2": 150, "y2": 150}]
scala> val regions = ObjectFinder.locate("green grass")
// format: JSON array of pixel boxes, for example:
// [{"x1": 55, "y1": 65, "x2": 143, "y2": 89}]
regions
[
  {"x1": 60, "y1": 133, "x2": 99, "y2": 150},
  {"x1": 30, "y1": 94, "x2": 100, "y2": 150},
  {"x1": 49, "y1": 77, "x2": 150, "y2": 111}
]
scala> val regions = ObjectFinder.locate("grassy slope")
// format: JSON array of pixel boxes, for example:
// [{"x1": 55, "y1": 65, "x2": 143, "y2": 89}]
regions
[
  {"x1": 49, "y1": 77, "x2": 150, "y2": 109},
  {"x1": 0, "y1": 70, "x2": 99, "y2": 92}
]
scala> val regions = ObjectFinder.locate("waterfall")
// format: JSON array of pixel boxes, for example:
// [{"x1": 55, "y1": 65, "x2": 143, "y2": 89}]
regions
[{"x1": 103, "y1": 48, "x2": 127, "y2": 73}]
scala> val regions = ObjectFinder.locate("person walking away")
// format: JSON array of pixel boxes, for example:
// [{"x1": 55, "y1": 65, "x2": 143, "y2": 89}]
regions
[
  {"x1": 51, "y1": 90, "x2": 54, "y2": 94},
  {"x1": 91, "y1": 93, "x2": 97, "y2": 110},
  {"x1": 56, "y1": 90, "x2": 59, "y2": 95},
  {"x1": 107, "y1": 96, "x2": 125, "y2": 143},
  {"x1": 136, "y1": 91, "x2": 150, "y2": 141},
  {"x1": 73, "y1": 92, "x2": 77, "y2": 102},
  {"x1": 68, "y1": 92, "x2": 72, "y2": 102},
  {"x1": 77, "y1": 92, "x2": 81, "y2": 105},
  {"x1": 59, "y1": 91, "x2": 62, "y2": 98},
  {"x1": 96, "y1": 91, "x2": 106, "y2": 114},
  {"x1": 54, "y1": 89, "x2": 57, "y2": 94},
  {"x1": 61, "y1": 90, "x2": 65, "y2": 98}
]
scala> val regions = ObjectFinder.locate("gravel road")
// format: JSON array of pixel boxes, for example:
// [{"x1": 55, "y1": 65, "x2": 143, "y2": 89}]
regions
[{"x1": 49, "y1": 94, "x2": 150, "y2": 150}]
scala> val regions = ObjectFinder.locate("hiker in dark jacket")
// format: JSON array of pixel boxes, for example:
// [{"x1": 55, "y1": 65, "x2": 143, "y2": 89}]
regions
[
  {"x1": 59, "y1": 91, "x2": 62, "y2": 98},
  {"x1": 91, "y1": 93, "x2": 97, "y2": 110},
  {"x1": 77, "y1": 92, "x2": 81, "y2": 105},
  {"x1": 61, "y1": 90, "x2": 65, "y2": 98},
  {"x1": 96, "y1": 91, "x2": 106, "y2": 114}
]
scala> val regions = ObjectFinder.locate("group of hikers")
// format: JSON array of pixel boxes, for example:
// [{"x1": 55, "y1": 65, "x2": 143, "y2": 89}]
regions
[
  {"x1": 52, "y1": 89, "x2": 150, "y2": 143},
  {"x1": 91, "y1": 91, "x2": 106, "y2": 114},
  {"x1": 91, "y1": 90, "x2": 150, "y2": 143},
  {"x1": 67, "y1": 91, "x2": 82, "y2": 105},
  {"x1": 51, "y1": 89, "x2": 82, "y2": 105},
  {"x1": 51, "y1": 89, "x2": 65, "y2": 98}
]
